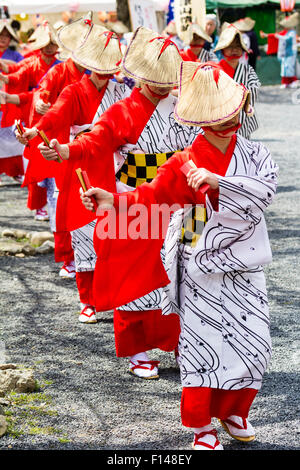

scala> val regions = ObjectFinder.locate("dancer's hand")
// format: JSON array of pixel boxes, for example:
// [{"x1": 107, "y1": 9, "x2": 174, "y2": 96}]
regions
[
  {"x1": 0, "y1": 71, "x2": 8, "y2": 84},
  {"x1": 80, "y1": 187, "x2": 114, "y2": 211},
  {"x1": 0, "y1": 91, "x2": 6, "y2": 105},
  {"x1": 0, "y1": 59, "x2": 9, "y2": 73},
  {"x1": 38, "y1": 138, "x2": 69, "y2": 161},
  {"x1": 35, "y1": 98, "x2": 51, "y2": 115},
  {"x1": 15, "y1": 127, "x2": 38, "y2": 145},
  {"x1": 187, "y1": 168, "x2": 219, "y2": 191}
]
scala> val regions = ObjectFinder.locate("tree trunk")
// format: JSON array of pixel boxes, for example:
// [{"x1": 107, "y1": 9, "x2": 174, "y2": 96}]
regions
[{"x1": 116, "y1": 0, "x2": 131, "y2": 29}]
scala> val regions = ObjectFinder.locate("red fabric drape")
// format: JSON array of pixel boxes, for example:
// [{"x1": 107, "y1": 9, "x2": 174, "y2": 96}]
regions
[
  {"x1": 53, "y1": 231, "x2": 74, "y2": 263},
  {"x1": 75, "y1": 271, "x2": 95, "y2": 305},
  {"x1": 0, "y1": 156, "x2": 23, "y2": 177},
  {"x1": 181, "y1": 387, "x2": 258, "y2": 427},
  {"x1": 114, "y1": 308, "x2": 180, "y2": 357},
  {"x1": 27, "y1": 182, "x2": 47, "y2": 210}
]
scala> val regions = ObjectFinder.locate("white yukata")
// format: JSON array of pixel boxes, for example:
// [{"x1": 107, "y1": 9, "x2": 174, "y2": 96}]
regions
[
  {"x1": 233, "y1": 64, "x2": 261, "y2": 140},
  {"x1": 161, "y1": 135, "x2": 278, "y2": 393}
]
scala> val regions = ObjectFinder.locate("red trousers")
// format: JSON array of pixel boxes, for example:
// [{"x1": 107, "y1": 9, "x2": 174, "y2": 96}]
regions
[
  {"x1": 27, "y1": 182, "x2": 47, "y2": 210},
  {"x1": 0, "y1": 155, "x2": 24, "y2": 177},
  {"x1": 181, "y1": 386, "x2": 257, "y2": 428},
  {"x1": 75, "y1": 271, "x2": 94, "y2": 305},
  {"x1": 53, "y1": 231, "x2": 74, "y2": 264},
  {"x1": 114, "y1": 308, "x2": 180, "y2": 357},
  {"x1": 282, "y1": 76, "x2": 297, "y2": 85}
]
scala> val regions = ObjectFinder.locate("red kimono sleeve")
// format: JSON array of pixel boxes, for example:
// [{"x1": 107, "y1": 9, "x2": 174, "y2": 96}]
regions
[
  {"x1": 56, "y1": 93, "x2": 156, "y2": 232},
  {"x1": 92, "y1": 151, "x2": 201, "y2": 312},
  {"x1": 36, "y1": 84, "x2": 78, "y2": 135},
  {"x1": 22, "y1": 86, "x2": 77, "y2": 186},
  {"x1": 1, "y1": 61, "x2": 35, "y2": 127}
]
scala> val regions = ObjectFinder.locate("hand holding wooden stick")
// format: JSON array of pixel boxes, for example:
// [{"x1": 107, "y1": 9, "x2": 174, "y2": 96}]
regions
[
  {"x1": 37, "y1": 130, "x2": 63, "y2": 163},
  {"x1": 76, "y1": 168, "x2": 98, "y2": 212}
]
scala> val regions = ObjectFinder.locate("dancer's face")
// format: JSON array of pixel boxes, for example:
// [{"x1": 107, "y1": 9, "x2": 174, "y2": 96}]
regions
[{"x1": 0, "y1": 28, "x2": 12, "y2": 49}]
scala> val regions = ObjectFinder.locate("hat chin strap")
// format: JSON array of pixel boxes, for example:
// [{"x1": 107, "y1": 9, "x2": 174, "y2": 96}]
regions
[
  {"x1": 145, "y1": 84, "x2": 170, "y2": 99},
  {"x1": 41, "y1": 51, "x2": 57, "y2": 57},
  {"x1": 190, "y1": 44, "x2": 204, "y2": 49},
  {"x1": 223, "y1": 52, "x2": 243, "y2": 61},
  {"x1": 203, "y1": 122, "x2": 241, "y2": 138},
  {"x1": 95, "y1": 73, "x2": 113, "y2": 80}
]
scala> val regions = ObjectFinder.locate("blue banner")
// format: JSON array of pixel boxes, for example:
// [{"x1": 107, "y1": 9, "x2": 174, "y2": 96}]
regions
[{"x1": 167, "y1": 0, "x2": 175, "y2": 24}]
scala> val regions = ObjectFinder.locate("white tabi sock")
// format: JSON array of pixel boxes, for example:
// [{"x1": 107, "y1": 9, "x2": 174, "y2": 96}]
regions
[
  {"x1": 193, "y1": 424, "x2": 213, "y2": 434},
  {"x1": 130, "y1": 351, "x2": 150, "y2": 364}
]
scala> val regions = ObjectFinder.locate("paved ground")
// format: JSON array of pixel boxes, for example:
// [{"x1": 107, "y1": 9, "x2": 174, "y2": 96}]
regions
[{"x1": 0, "y1": 85, "x2": 299, "y2": 454}]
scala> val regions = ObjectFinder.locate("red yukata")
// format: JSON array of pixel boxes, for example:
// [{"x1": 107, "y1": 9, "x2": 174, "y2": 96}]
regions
[
  {"x1": 1, "y1": 52, "x2": 60, "y2": 208},
  {"x1": 33, "y1": 74, "x2": 110, "y2": 296},
  {"x1": 23, "y1": 59, "x2": 86, "y2": 261}
]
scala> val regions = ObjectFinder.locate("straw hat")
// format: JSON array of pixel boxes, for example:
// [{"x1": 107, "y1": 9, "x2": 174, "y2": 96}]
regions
[
  {"x1": 0, "y1": 19, "x2": 19, "y2": 42},
  {"x1": 57, "y1": 12, "x2": 93, "y2": 52},
  {"x1": 106, "y1": 20, "x2": 129, "y2": 35},
  {"x1": 175, "y1": 61, "x2": 252, "y2": 127},
  {"x1": 121, "y1": 26, "x2": 183, "y2": 87},
  {"x1": 185, "y1": 23, "x2": 212, "y2": 45},
  {"x1": 165, "y1": 20, "x2": 177, "y2": 36},
  {"x1": 233, "y1": 17, "x2": 256, "y2": 32},
  {"x1": 214, "y1": 23, "x2": 249, "y2": 53},
  {"x1": 27, "y1": 21, "x2": 59, "y2": 50},
  {"x1": 72, "y1": 24, "x2": 122, "y2": 74},
  {"x1": 279, "y1": 12, "x2": 299, "y2": 29}
]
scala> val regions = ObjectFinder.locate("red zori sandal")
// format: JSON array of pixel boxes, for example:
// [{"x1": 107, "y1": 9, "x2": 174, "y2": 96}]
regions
[
  {"x1": 78, "y1": 305, "x2": 97, "y2": 324},
  {"x1": 219, "y1": 415, "x2": 255, "y2": 442},
  {"x1": 193, "y1": 429, "x2": 223, "y2": 450},
  {"x1": 129, "y1": 360, "x2": 160, "y2": 379}
]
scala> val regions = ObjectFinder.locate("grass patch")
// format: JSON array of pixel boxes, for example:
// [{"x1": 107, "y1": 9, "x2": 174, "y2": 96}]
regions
[{"x1": 5, "y1": 385, "x2": 69, "y2": 442}]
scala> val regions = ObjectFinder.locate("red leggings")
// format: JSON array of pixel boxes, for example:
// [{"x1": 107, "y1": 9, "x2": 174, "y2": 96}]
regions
[
  {"x1": 181, "y1": 386, "x2": 257, "y2": 428},
  {"x1": 27, "y1": 182, "x2": 47, "y2": 211},
  {"x1": 114, "y1": 308, "x2": 180, "y2": 357},
  {"x1": 53, "y1": 231, "x2": 74, "y2": 264},
  {"x1": 0, "y1": 155, "x2": 23, "y2": 177},
  {"x1": 282, "y1": 76, "x2": 297, "y2": 85},
  {"x1": 75, "y1": 271, "x2": 94, "y2": 305}
]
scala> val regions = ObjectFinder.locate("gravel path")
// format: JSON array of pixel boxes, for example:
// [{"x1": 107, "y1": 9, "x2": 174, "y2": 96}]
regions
[{"x1": 0, "y1": 85, "x2": 299, "y2": 452}]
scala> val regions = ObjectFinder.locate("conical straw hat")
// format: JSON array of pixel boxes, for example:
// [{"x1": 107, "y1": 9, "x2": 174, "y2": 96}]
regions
[
  {"x1": 0, "y1": 19, "x2": 19, "y2": 42},
  {"x1": 214, "y1": 23, "x2": 249, "y2": 53},
  {"x1": 233, "y1": 17, "x2": 256, "y2": 32},
  {"x1": 121, "y1": 26, "x2": 183, "y2": 87},
  {"x1": 174, "y1": 61, "x2": 251, "y2": 127},
  {"x1": 72, "y1": 24, "x2": 122, "y2": 74},
  {"x1": 106, "y1": 20, "x2": 129, "y2": 35},
  {"x1": 184, "y1": 23, "x2": 212, "y2": 45},
  {"x1": 279, "y1": 12, "x2": 299, "y2": 28},
  {"x1": 57, "y1": 12, "x2": 93, "y2": 52},
  {"x1": 27, "y1": 21, "x2": 59, "y2": 51},
  {"x1": 165, "y1": 20, "x2": 177, "y2": 36}
]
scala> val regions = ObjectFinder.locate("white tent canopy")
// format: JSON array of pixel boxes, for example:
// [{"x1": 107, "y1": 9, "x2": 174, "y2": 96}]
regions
[{"x1": 2, "y1": 1, "x2": 116, "y2": 14}]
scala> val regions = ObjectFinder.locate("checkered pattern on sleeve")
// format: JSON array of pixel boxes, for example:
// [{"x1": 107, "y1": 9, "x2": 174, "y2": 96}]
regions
[{"x1": 116, "y1": 151, "x2": 177, "y2": 188}]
